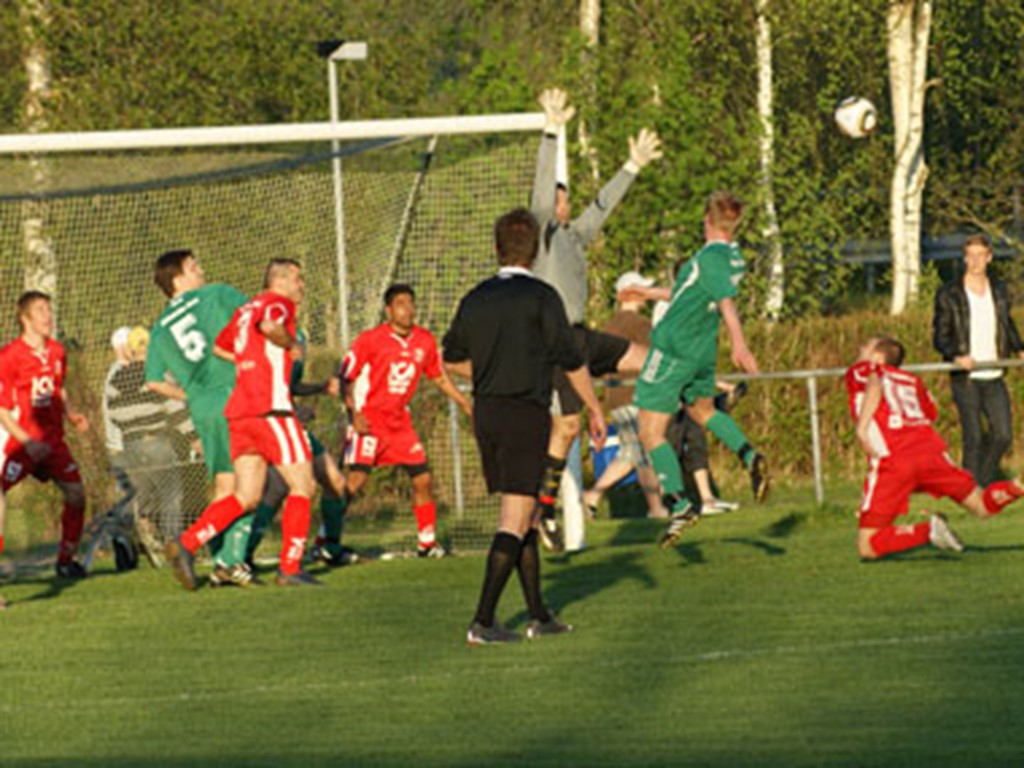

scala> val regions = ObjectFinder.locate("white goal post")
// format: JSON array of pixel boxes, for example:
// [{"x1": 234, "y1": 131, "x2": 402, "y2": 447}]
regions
[
  {"x1": 0, "y1": 111, "x2": 555, "y2": 556},
  {"x1": 0, "y1": 113, "x2": 545, "y2": 154}
]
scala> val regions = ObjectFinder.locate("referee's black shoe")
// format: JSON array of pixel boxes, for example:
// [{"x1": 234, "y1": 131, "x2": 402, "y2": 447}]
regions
[{"x1": 538, "y1": 506, "x2": 565, "y2": 553}]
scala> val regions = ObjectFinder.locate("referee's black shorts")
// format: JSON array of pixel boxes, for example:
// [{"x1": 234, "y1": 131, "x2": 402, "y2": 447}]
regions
[
  {"x1": 473, "y1": 397, "x2": 551, "y2": 496},
  {"x1": 552, "y1": 324, "x2": 630, "y2": 416}
]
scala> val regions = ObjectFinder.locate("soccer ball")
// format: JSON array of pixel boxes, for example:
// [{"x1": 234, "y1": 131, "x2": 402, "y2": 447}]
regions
[{"x1": 834, "y1": 97, "x2": 878, "y2": 139}]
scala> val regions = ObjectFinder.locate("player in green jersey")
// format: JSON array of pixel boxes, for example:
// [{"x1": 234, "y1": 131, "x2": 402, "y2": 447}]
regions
[
  {"x1": 144, "y1": 249, "x2": 256, "y2": 585},
  {"x1": 619, "y1": 192, "x2": 769, "y2": 548}
]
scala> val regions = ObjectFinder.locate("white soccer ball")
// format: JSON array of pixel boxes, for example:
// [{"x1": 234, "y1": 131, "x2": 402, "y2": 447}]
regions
[{"x1": 834, "y1": 97, "x2": 878, "y2": 139}]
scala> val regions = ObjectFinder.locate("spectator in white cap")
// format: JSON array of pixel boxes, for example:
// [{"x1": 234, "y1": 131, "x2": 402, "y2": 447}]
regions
[
  {"x1": 103, "y1": 324, "x2": 193, "y2": 550},
  {"x1": 104, "y1": 327, "x2": 134, "y2": 458}
]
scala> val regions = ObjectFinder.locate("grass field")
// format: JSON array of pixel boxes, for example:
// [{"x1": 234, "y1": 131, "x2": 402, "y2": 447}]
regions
[{"x1": 2, "y1": 483, "x2": 1024, "y2": 767}]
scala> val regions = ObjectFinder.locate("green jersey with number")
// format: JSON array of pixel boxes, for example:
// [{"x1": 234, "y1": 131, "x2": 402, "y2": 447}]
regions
[
  {"x1": 145, "y1": 283, "x2": 248, "y2": 403},
  {"x1": 649, "y1": 241, "x2": 745, "y2": 363}
]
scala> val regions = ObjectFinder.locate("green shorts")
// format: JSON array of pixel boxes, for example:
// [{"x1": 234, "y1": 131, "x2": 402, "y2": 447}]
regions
[
  {"x1": 633, "y1": 347, "x2": 717, "y2": 414},
  {"x1": 189, "y1": 389, "x2": 233, "y2": 477}
]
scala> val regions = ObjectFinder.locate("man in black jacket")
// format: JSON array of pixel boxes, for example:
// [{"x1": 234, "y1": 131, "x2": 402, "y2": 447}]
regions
[
  {"x1": 444, "y1": 208, "x2": 606, "y2": 645},
  {"x1": 933, "y1": 234, "x2": 1024, "y2": 485}
]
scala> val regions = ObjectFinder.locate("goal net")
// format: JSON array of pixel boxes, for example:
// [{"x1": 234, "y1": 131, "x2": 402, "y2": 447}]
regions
[{"x1": 0, "y1": 114, "x2": 542, "y2": 560}]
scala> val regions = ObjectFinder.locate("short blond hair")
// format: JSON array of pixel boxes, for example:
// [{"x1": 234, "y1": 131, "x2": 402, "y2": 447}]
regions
[{"x1": 705, "y1": 191, "x2": 744, "y2": 237}]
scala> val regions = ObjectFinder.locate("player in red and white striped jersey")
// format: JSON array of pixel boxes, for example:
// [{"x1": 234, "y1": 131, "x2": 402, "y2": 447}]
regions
[
  {"x1": 340, "y1": 283, "x2": 472, "y2": 557},
  {"x1": 165, "y1": 259, "x2": 319, "y2": 589},
  {"x1": 0, "y1": 292, "x2": 91, "y2": 578},
  {"x1": 846, "y1": 335, "x2": 1024, "y2": 559}
]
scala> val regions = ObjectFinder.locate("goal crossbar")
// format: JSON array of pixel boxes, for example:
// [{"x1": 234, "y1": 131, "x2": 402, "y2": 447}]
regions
[{"x1": 0, "y1": 113, "x2": 545, "y2": 154}]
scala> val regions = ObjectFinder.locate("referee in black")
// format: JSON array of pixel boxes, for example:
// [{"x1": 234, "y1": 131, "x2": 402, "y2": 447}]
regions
[{"x1": 443, "y1": 207, "x2": 607, "y2": 645}]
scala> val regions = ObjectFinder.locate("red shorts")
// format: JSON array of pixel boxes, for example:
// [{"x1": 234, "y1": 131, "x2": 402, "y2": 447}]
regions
[
  {"x1": 859, "y1": 449, "x2": 977, "y2": 528},
  {"x1": 1, "y1": 440, "x2": 82, "y2": 491},
  {"x1": 344, "y1": 423, "x2": 426, "y2": 469},
  {"x1": 229, "y1": 415, "x2": 312, "y2": 466}
]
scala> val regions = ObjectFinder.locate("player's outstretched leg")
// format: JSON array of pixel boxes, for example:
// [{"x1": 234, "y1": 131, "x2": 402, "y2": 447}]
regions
[
  {"x1": 961, "y1": 478, "x2": 1024, "y2": 519},
  {"x1": 536, "y1": 456, "x2": 566, "y2": 553},
  {"x1": 858, "y1": 513, "x2": 963, "y2": 560},
  {"x1": 167, "y1": 495, "x2": 246, "y2": 590},
  {"x1": 702, "y1": 411, "x2": 769, "y2": 502},
  {"x1": 647, "y1": 443, "x2": 701, "y2": 548}
]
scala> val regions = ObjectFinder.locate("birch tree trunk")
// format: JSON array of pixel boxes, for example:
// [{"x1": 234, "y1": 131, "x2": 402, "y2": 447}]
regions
[
  {"x1": 887, "y1": 0, "x2": 931, "y2": 315},
  {"x1": 578, "y1": 0, "x2": 601, "y2": 182},
  {"x1": 756, "y1": 0, "x2": 785, "y2": 320},
  {"x1": 19, "y1": 0, "x2": 57, "y2": 297}
]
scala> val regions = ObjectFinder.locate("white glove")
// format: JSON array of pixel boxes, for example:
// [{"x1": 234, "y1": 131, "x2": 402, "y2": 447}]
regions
[
  {"x1": 624, "y1": 128, "x2": 663, "y2": 174},
  {"x1": 538, "y1": 88, "x2": 576, "y2": 133}
]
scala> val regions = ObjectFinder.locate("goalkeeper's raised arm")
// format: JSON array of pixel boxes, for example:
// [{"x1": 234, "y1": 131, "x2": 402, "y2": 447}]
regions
[{"x1": 573, "y1": 126, "x2": 663, "y2": 245}]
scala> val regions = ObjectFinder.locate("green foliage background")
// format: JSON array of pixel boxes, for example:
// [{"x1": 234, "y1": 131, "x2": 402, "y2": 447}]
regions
[{"x1": 0, "y1": 0, "x2": 1021, "y2": 318}]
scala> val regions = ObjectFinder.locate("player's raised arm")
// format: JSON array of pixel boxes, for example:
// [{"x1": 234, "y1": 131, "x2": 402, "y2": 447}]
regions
[
  {"x1": 574, "y1": 127, "x2": 662, "y2": 245},
  {"x1": 531, "y1": 88, "x2": 575, "y2": 221}
]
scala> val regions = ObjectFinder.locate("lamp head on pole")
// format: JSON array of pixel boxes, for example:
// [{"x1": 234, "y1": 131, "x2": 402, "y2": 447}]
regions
[{"x1": 315, "y1": 40, "x2": 368, "y2": 62}]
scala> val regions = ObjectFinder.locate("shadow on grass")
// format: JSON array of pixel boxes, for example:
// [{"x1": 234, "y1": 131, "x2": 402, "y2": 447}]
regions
[
  {"x1": 5, "y1": 570, "x2": 120, "y2": 605},
  {"x1": 763, "y1": 512, "x2": 807, "y2": 539},
  {"x1": 670, "y1": 540, "x2": 706, "y2": 565},
  {"x1": 858, "y1": 551, "x2": 964, "y2": 563},
  {"x1": 606, "y1": 518, "x2": 665, "y2": 547},
  {"x1": 721, "y1": 537, "x2": 786, "y2": 556},
  {"x1": 507, "y1": 550, "x2": 656, "y2": 626},
  {"x1": 963, "y1": 543, "x2": 1024, "y2": 554}
]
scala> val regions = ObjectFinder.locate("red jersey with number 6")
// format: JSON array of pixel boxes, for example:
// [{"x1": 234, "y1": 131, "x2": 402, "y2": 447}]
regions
[
  {"x1": 217, "y1": 291, "x2": 297, "y2": 420},
  {"x1": 342, "y1": 324, "x2": 441, "y2": 432},
  {"x1": 0, "y1": 338, "x2": 67, "y2": 446},
  {"x1": 845, "y1": 360, "x2": 945, "y2": 459}
]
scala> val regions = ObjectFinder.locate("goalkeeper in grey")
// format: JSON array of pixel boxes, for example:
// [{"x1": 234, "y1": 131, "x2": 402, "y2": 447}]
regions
[{"x1": 530, "y1": 87, "x2": 662, "y2": 551}]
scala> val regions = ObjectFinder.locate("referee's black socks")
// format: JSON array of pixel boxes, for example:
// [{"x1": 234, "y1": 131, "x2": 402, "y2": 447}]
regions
[
  {"x1": 516, "y1": 529, "x2": 551, "y2": 623},
  {"x1": 473, "y1": 531, "x2": 522, "y2": 627}
]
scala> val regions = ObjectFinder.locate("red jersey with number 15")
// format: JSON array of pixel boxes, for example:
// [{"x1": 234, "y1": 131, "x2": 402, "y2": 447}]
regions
[
  {"x1": 0, "y1": 337, "x2": 67, "y2": 444},
  {"x1": 217, "y1": 291, "x2": 297, "y2": 420},
  {"x1": 845, "y1": 360, "x2": 946, "y2": 459},
  {"x1": 343, "y1": 324, "x2": 441, "y2": 431}
]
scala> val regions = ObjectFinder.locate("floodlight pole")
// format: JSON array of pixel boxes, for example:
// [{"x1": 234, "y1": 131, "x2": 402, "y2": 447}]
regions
[{"x1": 323, "y1": 40, "x2": 367, "y2": 352}]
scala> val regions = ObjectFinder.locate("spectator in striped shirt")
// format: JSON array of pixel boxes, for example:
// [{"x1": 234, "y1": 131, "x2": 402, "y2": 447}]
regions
[{"x1": 103, "y1": 326, "x2": 193, "y2": 538}]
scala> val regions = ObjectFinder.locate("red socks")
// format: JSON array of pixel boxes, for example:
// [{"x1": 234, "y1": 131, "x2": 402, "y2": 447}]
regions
[
  {"x1": 868, "y1": 523, "x2": 930, "y2": 557},
  {"x1": 982, "y1": 480, "x2": 1024, "y2": 516},
  {"x1": 58, "y1": 503, "x2": 85, "y2": 564},
  {"x1": 279, "y1": 495, "x2": 311, "y2": 575},
  {"x1": 181, "y1": 495, "x2": 244, "y2": 553},
  {"x1": 414, "y1": 501, "x2": 437, "y2": 549}
]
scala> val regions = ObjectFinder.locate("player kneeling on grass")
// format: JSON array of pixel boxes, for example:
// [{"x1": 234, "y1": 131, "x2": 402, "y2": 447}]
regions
[
  {"x1": 166, "y1": 259, "x2": 321, "y2": 589},
  {"x1": 0, "y1": 292, "x2": 91, "y2": 579},
  {"x1": 847, "y1": 336, "x2": 1024, "y2": 560}
]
